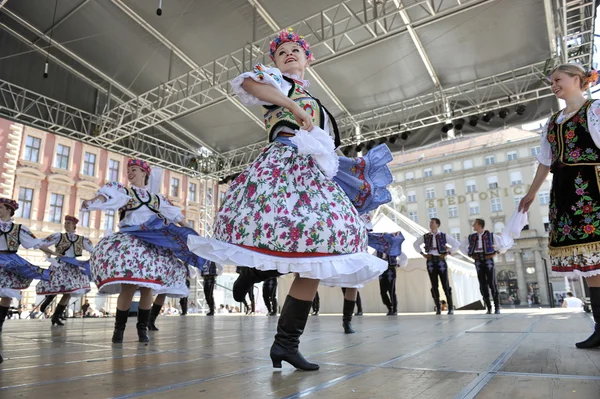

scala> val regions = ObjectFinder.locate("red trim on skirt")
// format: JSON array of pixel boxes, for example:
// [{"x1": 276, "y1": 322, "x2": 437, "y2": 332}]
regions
[{"x1": 97, "y1": 277, "x2": 163, "y2": 287}]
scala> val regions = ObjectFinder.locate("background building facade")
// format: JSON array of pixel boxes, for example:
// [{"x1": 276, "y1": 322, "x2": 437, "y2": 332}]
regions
[
  {"x1": 0, "y1": 118, "x2": 226, "y2": 313},
  {"x1": 390, "y1": 128, "x2": 579, "y2": 306}
]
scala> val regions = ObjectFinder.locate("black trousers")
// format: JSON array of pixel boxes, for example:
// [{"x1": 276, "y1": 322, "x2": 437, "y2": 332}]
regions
[
  {"x1": 379, "y1": 267, "x2": 397, "y2": 311},
  {"x1": 203, "y1": 276, "x2": 216, "y2": 312},
  {"x1": 426, "y1": 257, "x2": 453, "y2": 310},
  {"x1": 244, "y1": 286, "x2": 256, "y2": 313},
  {"x1": 179, "y1": 279, "x2": 191, "y2": 314},
  {"x1": 473, "y1": 254, "x2": 499, "y2": 307},
  {"x1": 341, "y1": 288, "x2": 363, "y2": 312},
  {"x1": 312, "y1": 291, "x2": 320, "y2": 313},
  {"x1": 262, "y1": 277, "x2": 278, "y2": 313}
]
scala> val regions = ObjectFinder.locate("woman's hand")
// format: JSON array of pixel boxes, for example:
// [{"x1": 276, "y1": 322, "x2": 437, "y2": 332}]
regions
[
  {"x1": 518, "y1": 193, "x2": 536, "y2": 212},
  {"x1": 290, "y1": 103, "x2": 314, "y2": 131},
  {"x1": 81, "y1": 200, "x2": 91, "y2": 210}
]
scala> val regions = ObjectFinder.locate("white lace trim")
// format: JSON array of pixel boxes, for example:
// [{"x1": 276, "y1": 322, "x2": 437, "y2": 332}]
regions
[
  {"x1": 290, "y1": 128, "x2": 339, "y2": 178},
  {"x1": 187, "y1": 236, "x2": 388, "y2": 287}
]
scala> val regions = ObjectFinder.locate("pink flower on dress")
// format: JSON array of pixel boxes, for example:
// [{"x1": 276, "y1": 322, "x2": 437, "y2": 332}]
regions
[
  {"x1": 280, "y1": 232, "x2": 286, "y2": 239},
  {"x1": 253, "y1": 212, "x2": 261, "y2": 222},
  {"x1": 247, "y1": 184, "x2": 257, "y2": 198},
  {"x1": 328, "y1": 185, "x2": 335, "y2": 192},
  {"x1": 290, "y1": 227, "x2": 301, "y2": 241},
  {"x1": 301, "y1": 193, "x2": 310, "y2": 205},
  {"x1": 327, "y1": 219, "x2": 333, "y2": 227},
  {"x1": 265, "y1": 204, "x2": 272, "y2": 213},
  {"x1": 226, "y1": 224, "x2": 233, "y2": 235},
  {"x1": 306, "y1": 238, "x2": 314, "y2": 246},
  {"x1": 570, "y1": 150, "x2": 581, "y2": 159},
  {"x1": 332, "y1": 213, "x2": 339, "y2": 220},
  {"x1": 235, "y1": 233, "x2": 241, "y2": 240}
]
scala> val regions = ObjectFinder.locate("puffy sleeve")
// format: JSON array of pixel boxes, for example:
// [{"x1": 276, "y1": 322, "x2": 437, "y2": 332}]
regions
[
  {"x1": 493, "y1": 234, "x2": 509, "y2": 254},
  {"x1": 19, "y1": 225, "x2": 42, "y2": 249},
  {"x1": 536, "y1": 120, "x2": 552, "y2": 167},
  {"x1": 412, "y1": 235, "x2": 424, "y2": 253},
  {"x1": 158, "y1": 195, "x2": 184, "y2": 224},
  {"x1": 231, "y1": 64, "x2": 288, "y2": 106},
  {"x1": 446, "y1": 235, "x2": 461, "y2": 251},
  {"x1": 398, "y1": 253, "x2": 408, "y2": 267},
  {"x1": 83, "y1": 237, "x2": 94, "y2": 253},
  {"x1": 36, "y1": 232, "x2": 61, "y2": 249},
  {"x1": 87, "y1": 181, "x2": 131, "y2": 211},
  {"x1": 586, "y1": 100, "x2": 600, "y2": 149},
  {"x1": 459, "y1": 238, "x2": 469, "y2": 255}
]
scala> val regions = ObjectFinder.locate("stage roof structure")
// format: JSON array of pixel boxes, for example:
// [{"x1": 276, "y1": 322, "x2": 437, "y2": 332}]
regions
[{"x1": 0, "y1": 0, "x2": 596, "y2": 178}]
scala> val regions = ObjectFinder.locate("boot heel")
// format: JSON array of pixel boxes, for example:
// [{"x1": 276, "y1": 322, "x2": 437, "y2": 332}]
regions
[{"x1": 270, "y1": 354, "x2": 282, "y2": 368}]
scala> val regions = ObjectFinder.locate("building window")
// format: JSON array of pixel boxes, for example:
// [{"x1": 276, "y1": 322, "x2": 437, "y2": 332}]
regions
[
  {"x1": 485, "y1": 155, "x2": 496, "y2": 165},
  {"x1": 54, "y1": 144, "x2": 70, "y2": 169},
  {"x1": 507, "y1": 151, "x2": 518, "y2": 161},
  {"x1": 104, "y1": 210, "x2": 115, "y2": 231},
  {"x1": 505, "y1": 252, "x2": 515, "y2": 262},
  {"x1": 407, "y1": 191, "x2": 417, "y2": 203},
  {"x1": 466, "y1": 179, "x2": 477, "y2": 193},
  {"x1": 16, "y1": 188, "x2": 34, "y2": 219},
  {"x1": 445, "y1": 183, "x2": 456, "y2": 197},
  {"x1": 189, "y1": 183, "x2": 197, "y2": 202},
  {"x1": 428, "y1": 207, "x2": 438, "y2": 219},
  {"x1": 24, "y1": 136, "x2": 41, "y2": 163},
  {"x1": 539, "y1": 191, "x2": 550, "y2": 205},
  {"x1": 425, "y1": 188, "x2": 436, "y2": 199},
  {"x1": 531, "y1": 146, "x2": 541, "y2": 157},
  {"x1": 171, "y1": 177, "x2": 180, "y2": 197},
  {"x1": 80, "y1": 200, "x2": 90, "y2": 228},
  {"x1": 491, "y1": 198, "x2": 503, "y2": 212},
  {"x1": 448, "y1": 205, "x2": 458, "y2": 218},
  {"x1": 450, "y1": 227, "x2": 460, "y2": 241},
  {"x1": 408, "y1": 211, "x2": 419, "y2": 223},
  {"x1": 543, "y1": 215, "x2": 550, "y2": 232},
  {"x1": 83, "y1": 152, "x2": 96, "y2": 176},
  {"x1": 188, "y1": 220, "x2": 195, "y2": 229},
  {"x1": 424, "y1": 168, "x2": 433, "y2": 178},
  {"x1": 108, "y1": 159, "x2": 120, "y2": 181},
  {"x1": 514, "y1": 196, "x2": 524, "y2": 207},
  {"x1": 469, "y1": 202, "x2": 480, "y2": 215},
  {"x1": 487, "y1": 176, "x2": 499, "y2": 189},
  {"x1": 463, "y1": 160, "x2": 473, "y2": 169},
  {"x1": 405, "y1": 171, "x2": 414, "y2": 181},
  {"x1": 510, "y1": 171, "x2": 523, "y2": 185},
  {"x1": 443, "y1": 164, "x2": 453, "y2": 174},
  {"x1": 48, "y1": 193, "x2": 64, "y2": 223}
]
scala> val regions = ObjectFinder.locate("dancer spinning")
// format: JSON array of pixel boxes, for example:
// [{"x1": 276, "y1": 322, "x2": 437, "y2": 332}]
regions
[
  {"x1": 413, "y1": 218, "x2": 460, "y2": 315},
  {"x1": 188, "y1": 29, "x2": 392, "y2": 370},
  {"x1": 203, "y1": 261, "x2": 221, "y2": 316},
  {"x1": 36, "y1": 215, "x2": 93, "y2": 326},
  {"x1": 82, "y1": 159, "x2": 206, "y2": 343},
  {"x1": 369, "y1": 230, "x2": 405, "y2": 317},
  {"x1": 519, "y1": 64, "x2": 600, "y2": 348}
]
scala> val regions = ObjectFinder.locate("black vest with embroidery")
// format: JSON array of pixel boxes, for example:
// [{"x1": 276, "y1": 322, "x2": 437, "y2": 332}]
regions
[
  {"x1": 119, "y1": 187, "x2": 161, "y2": 221},
  {"x1": 56, "y1": 233, "x2": 84, "y2": 257},
  {"x1": 547, "y1": 100, "x2": 600, "y2": 165},
  {"x1": 0, "y1": 223, "x2": 21, "y2": 253}
]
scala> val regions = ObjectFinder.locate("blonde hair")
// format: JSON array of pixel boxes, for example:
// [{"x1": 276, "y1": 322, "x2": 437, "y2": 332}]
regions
[{"x1": 550, "y1": 64, "x2": 594, "y2": 90}]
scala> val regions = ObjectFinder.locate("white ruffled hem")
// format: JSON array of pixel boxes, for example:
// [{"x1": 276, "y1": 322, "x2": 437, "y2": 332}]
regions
[
  {"x1": 97, "y1": 281, "x2": 163, "y2": 295},
  {"x1": 290, "y1": 128, "x2": 339, "y2": 179},
  {"x1": 38, "y1": 287, "x2": 90, "y2": 296},
  {"x1": 153, "y1": 282, "x2": 190, "y2": 298},
  {"x1": 0, "y1": 288, "x2": 21, "y2": 299},
  {"x1": 188, "y1": 236, "x2": 388, "y2": 287},
  {"x1": 553, "y1": 269, "x2": 600, "y2": 278}
]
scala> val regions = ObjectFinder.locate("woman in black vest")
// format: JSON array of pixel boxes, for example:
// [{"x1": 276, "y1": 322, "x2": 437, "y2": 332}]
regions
[{"x1": 520, "y1": 64, "x2": 600, "y2": 348}]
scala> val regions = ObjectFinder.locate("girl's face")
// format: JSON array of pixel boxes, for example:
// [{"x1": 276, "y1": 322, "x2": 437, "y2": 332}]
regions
[
  {"x1": 274, "y1": 42, "x2": 309, "y2": 75},
  {"x1": 0, "y1": 204, "x2": 12, "y2": 220},
  {"x1": 550, "y1": 71, "x2": 582, "y2": 99},
  {"x1": 127, "y1": 165, "x2": 147, "y2": 186},
  {"x1": 64, "y1": 220, "x2": 76, "y2": 233}
]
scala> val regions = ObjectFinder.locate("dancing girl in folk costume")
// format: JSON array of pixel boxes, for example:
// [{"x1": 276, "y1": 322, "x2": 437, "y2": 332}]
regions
[
  {"x1": 188, "y1": 29, "x2": 393, "y2": 370},
  {"x1": 520, "y1": 64, "x2": 600, "y2": 348},
  {"x1": 0, "y1": 198, "x2": 55, "y2": 364},
  {"x1": 36, "y1": 215, "x2": 94, "y2": 326},
  {"x1": 82, "y1": 159, "x2": 206, "y2": 344},
  {"x1": 368, "y1": 229, "x2": 405, "y2": 318}
]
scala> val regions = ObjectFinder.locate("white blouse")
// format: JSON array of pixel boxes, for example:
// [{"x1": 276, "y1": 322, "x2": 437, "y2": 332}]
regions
[
  {"x1": 39, "y1": 232, "x2": 94, "y2": 257},
  {"x1": 231, "y1": 64, "x2": 331, "y2": 137},
  {"x1": 0, "y1": 220, "x2": 41, "y2": 250},
  {"x1": 537, "y1": 100, "x2": 600, "y2": 166},
  {"x1": 88, "y1": 182, "x2": 184, "y2": 228}
]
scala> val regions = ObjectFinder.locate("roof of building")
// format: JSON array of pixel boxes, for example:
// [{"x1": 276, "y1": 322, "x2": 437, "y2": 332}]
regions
[{"x1": 389, "y1": 128, "x2": 541, "y2": 168}]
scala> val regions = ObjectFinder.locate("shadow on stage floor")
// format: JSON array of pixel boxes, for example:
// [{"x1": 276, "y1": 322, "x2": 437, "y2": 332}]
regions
[{"x1": 0, "y1": 309, "x2": 599, "y2": 398}]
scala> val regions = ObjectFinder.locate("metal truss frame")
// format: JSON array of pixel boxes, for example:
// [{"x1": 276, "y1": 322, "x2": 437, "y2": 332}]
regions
[{"x1": 557, "y1": 0, "x2": 596, "y2": 67}]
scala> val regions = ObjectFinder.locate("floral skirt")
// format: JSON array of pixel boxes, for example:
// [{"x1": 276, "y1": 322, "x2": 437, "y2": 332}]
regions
[
  {"x1": 36, "y1": 257, "x2": 91, "y2": 296},
  {"x1": 188, "y1": 141, "x2": 389, "y2": 287},
  {"x1": 0, "y1": 253, "x2": 49, "y2": 299},
  {"x1": 549, "y1": 164, "x2": 600, "y2": 277},
  {"x1": 367, "y1": 232, "x2": 405, "y2": 257},
  {"x1": 91, "y1": 232, "x2": 189, "y2": 296}
]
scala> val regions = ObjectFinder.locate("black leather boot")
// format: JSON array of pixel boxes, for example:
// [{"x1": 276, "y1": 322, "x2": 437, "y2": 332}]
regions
[
  {"x1": 136, "y1": 308, "x2": 151, "y2": 343},
  {"x1": 493, "y1": 294, "x2": 501, "y2": 314},
  {"x1": 269, "y1": 296, "x2": 319, "y2": 371},
  {"x1": 484, "y1": 297, "x2": 492, "y2": 314},
  {"x1": 233, "y1": 267, "x2": 282, "y2": 302},
  {"x1": 148, "y1": 303, "x2": 161, "y2": 331},
  {"x1": 0, "y1": 353, "x2": 3, "y2": 364},
  {"x1": 39, "y1": 295, "x2": 56, "y2": 314},
  {"x1": 447, "y1": 294, "x2": 454, "y2": 315},
  {"x1": 0, "y1": 305, "x2": 8, "y2": 334},
  {"x1": 354, "y1": 293, "x2": 363, "y2": 316},
  {"x1": 576, "y1": 287, "x2": 600, "y2": 349},
  {"x1": 51, "y1": 304, "x2": 66, "y2": 326},
  {"x1": 270, "y1": 297, "x2": 278, "y2": 316},
  {"x1": 179, "y1": 297, "x2": 188, "y2": 316},
  {"x1": 112, "y1": 309, "x2": 129, "y2": 344},
  {"x1": 343, "y1": 299, "x2": 356, "y2": 334}
]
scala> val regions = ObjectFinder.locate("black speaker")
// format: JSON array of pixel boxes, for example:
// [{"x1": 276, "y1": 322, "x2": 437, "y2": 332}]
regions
[{"x1": 457, "y1": 300, "x2": 485, "y2": 310}]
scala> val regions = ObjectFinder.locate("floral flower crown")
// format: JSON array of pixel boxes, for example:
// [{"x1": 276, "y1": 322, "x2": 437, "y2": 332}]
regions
[
  {"x1": 128, "y1": 158, "x2": 151, "y2": 175},
  {"x1": 269, "y1": 28, "x2": 314, "y2": 62},
  {"x1": 586, "y1": 70, "x2": 599, "y2": 86},
  {"x1": 65, "y1": 215, "x2": 79, "y2": 224}
]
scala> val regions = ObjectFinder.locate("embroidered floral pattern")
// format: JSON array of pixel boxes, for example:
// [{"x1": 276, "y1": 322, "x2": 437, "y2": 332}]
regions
[
  {"x1": 214, "y1": 142, "x2": 367, "y2": 255},
  {"x1": 552, "y1": 173, "x2": 600, "y2": 242},
  {"x1": 36, "y1": 259, "x2": 90, "y2": 295}
]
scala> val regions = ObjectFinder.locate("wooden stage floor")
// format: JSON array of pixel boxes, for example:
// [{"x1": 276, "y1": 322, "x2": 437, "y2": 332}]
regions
[{"x1": 1, "y1": 309, "x2": 599, "y2": 399}]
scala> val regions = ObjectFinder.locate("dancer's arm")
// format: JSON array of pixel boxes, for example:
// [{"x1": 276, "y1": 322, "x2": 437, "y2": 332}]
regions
[
  {"x1": 81, "y1": 195, "x2": 107, "y2": 210},
  {"x1": 518, "y1": 164, "x2": 550, "y2": 212}
]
